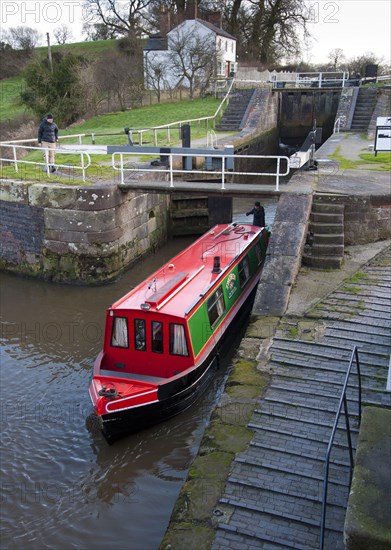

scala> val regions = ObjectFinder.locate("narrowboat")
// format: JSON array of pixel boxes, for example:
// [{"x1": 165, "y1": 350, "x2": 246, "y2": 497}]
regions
[{"x1": 89, "y1": 222, "x2": 269, "y2": 443}]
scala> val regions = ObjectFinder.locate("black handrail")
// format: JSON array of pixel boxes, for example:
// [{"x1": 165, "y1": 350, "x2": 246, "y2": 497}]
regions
[{"x1": 319, "y1": 346, "x2": 362, "y2": 550}]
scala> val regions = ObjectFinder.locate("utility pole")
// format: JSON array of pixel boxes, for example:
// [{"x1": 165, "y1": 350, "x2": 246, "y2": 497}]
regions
[{"x1": 47, "y1": 32, "x2": 53, "y2": 73}]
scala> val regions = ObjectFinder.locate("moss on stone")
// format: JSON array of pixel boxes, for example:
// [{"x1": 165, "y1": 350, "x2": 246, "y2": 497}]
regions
[{"x1": 160, "y1": 524, "x2": 215, "y2": 550}]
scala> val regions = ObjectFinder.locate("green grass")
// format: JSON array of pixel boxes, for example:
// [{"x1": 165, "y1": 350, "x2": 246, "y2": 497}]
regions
[
  {"x1": 330, "y1": 145, "x2": 391, "y2": 171},
  {"x1": 1, "y1": 96, "x2": 226, "y2": 184},
  {"x1": 0, "y1": 76, "x2": 31, "y2": 122},
  {"x1": 35, "y1": 39, "x2": 119, "y2": 59}
]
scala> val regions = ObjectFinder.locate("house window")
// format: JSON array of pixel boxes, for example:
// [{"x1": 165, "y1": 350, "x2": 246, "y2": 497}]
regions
[
  {"x1": 111, "y1": 317, "x2": 128, "y2": 348},
  {"x1": 207, "y1": 286, "x2": 225, "y2": 327},
  {"x1": 238, "y1": 256, "x2": 251, "y2": 287},
  {"x1": 169, "y1": 324, "x2": 189, "y2": 356},
  {"x1": 225, "y1": 41, "x2": 228, "y2": 52},
  {"x1": 134, "y1": 319, "x2": 146, "y2": 351},
  {"x1": 152, "y1": 321, "x2": 163, "y2": 353}
]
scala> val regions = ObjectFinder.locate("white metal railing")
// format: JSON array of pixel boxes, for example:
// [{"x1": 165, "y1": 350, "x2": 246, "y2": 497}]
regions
[
  {"x1": 0, "y1": 144, "x2": 91, "y2": 181},
  {"x1": 207, "y1": 130, "x2": 218, "y2": 148},
  {"x1": 272, "y1": 71, "x2": 349, "y2": 89},
  {"x1": 333, "y1": 116, "x2": 344, "y2": 134},
  {"x1": 112, "y1": 151, "x2": 290, "y2": 191}
]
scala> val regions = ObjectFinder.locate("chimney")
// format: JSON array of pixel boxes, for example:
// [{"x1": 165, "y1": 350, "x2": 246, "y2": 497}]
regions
[
  {"x1": 159, "y1": 6, "x2": 171, "y2": 37},
  {"x1": 208, "y1": 11, "x2": 222, "y2": 29},
  {"x1": 185, "y1": 0, "x2": 197, "y2": 20}
]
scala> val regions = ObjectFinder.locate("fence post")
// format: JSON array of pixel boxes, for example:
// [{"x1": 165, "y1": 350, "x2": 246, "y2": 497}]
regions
[
  {"x1": 169, "y1": 154, "x2": 174, "y2": 188},
  {"x1": 275, "y1": 157, "x2": 280, "y2": 191},
  {"x1": 221, "y1": 157, "x2": 226, "y2": 190},
  {"x1": 81, "y1": 152, "x2": 85, "y2": 182},
  {"x1": 12, "y1": 146, "x2": 18, "y2": 173},
  {"x1": 120, "y1": 154, "x2": 124, "y2": 186}
]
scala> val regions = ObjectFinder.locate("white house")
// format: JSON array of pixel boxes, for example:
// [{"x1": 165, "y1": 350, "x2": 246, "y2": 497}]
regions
[{"x1": 144, "y1": 12, "x2": 237, "y2": 93}]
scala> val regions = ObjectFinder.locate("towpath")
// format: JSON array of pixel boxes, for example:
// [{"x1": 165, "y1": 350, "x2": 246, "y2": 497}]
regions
[{"x1": 212, "y1": 244, "x2": 391, "y2": 549}]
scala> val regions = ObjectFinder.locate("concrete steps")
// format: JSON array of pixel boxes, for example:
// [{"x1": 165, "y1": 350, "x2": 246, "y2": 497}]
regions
[
  {"x1": 216, "y1": 89, "x2": 255, "y2": 131},
  {"x1": 303, "y1": 198, "x2": 344, "y2": 269},
  {"x1": 350, "y1": 87, "x2": 378, "y2": 131},
  {"x1": 212, "y1": 249, "x2": 391, "y2": 550}
]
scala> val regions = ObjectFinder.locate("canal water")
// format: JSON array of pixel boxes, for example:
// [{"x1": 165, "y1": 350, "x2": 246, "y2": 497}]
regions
[{"x1": 0, "y1": 200, "x2": 276, "y2": 550}]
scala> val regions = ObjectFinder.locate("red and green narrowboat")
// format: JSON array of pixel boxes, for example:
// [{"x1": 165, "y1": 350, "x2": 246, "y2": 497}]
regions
[{"x1": 89, "y1": 223, "x2": 269, "y2": 443}]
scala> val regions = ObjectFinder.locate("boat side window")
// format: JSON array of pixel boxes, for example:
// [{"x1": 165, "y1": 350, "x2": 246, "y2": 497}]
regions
[
  {"x1": 152, "y1": 321, "x2": 163, "y2": 353},
  {"x1": 238, "y1": 256, "x2": 251, "y2": 287},
  {"x1": 111, "y1": 316, "x2": 129, "y2": 348},
  {"x1": 169, "y1": 323, "x2": 189, "y2": 356},
  {"x1": 207, "y1": 286, "x2": 226, "y2": 327},
  {"x1": 134, "y1": 319, "x2": 146, "y2": 351},
  {"x1": 255, "y1": 242, "x2": 263, "y2": 265}
]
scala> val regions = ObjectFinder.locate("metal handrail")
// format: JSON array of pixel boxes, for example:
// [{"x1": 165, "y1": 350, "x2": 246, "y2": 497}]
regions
[
  {"x1": 333, "y1": 117, "x2": 342, "y2": 134},
  {"x1": 111, "y1": 151, "x2": 290, "y2": 191},
  {"x1": 319, "y1": 346, "x2": 362, "y2": 550},
  {"x1": 0, "y1": 144, "x2": 91, "y2": 182}
]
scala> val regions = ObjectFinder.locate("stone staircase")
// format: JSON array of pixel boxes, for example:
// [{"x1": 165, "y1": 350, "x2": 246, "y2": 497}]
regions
[
  {"x1": 350, "y1": 87, "x2": 378, "y2": 132},
  {"x1": 213, "y1": 247, "x2": 391, "y2": 550},
  {"x1": 303, "y1": 197, "x2": 345, "y2": 269},
  {"x1": 216, "y1": 88, "x2": 255, "y2": 131}
]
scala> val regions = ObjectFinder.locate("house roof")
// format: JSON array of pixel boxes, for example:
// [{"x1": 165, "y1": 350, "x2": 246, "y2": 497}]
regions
[{"x1": 195, "y1": 19, "x2": 236, "y2": 41}]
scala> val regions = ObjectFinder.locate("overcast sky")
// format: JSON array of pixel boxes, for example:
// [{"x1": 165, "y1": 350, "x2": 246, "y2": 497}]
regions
[{"x1": 0, "y1": 0, "x2": 390, "y2": 65}]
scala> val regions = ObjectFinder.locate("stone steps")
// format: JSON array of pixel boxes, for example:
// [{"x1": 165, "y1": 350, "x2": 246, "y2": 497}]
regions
[
  {"x1": 213, "y1": 250, "x2": 391, "y2": 550},
  {"x1": 351, "y1": 87, "x2": 378, "y2": 131},
  {"x1": 216, "y1": 89, "x2": 255, "y2": 131},
  {"x1": 303, "y1": 195, "x2": 345, "y2": 269}
]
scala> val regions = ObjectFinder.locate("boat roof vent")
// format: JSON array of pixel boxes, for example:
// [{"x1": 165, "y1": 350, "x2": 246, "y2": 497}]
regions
[{"x1": 145, "y1": 272, "x2": 188, "y2": 307}]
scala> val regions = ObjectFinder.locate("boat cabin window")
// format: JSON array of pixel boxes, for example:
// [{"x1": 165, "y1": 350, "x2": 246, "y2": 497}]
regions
[
  {"x1": 111, "y1": 317, "x2": 129, "y2": 348},
  {"x1": 134, "y1": 319, "x2": 146, "y2": 351},
  {"x1": 238, "y1": 256, "x2": 251, "y2": 287},
  {"x1": 207, "y1": 286, "x2": 225, "y2": 327},
  {"x1": 152, "y1": 321, "x2": 163, "y2": 353},
  {"x1": 255, "y1": 241, "x2": 263, "y2": 265},
  {"x1": 169, "y1": 323, "x2": 189, "y2": 356}
]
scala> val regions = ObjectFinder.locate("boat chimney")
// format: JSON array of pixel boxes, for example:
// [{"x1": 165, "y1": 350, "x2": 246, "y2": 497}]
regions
[{"x1": 212, "y1": 256, "x2": 221, "y2": 273}]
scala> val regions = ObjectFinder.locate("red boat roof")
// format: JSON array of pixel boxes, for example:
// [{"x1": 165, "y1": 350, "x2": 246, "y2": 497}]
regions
[{"x1": 111, "y1": 223, "x2": 263, "y2": 318}]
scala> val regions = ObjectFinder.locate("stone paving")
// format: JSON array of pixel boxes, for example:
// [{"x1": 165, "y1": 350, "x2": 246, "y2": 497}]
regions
[{"x1": 212, "y1": 246, "x2": 391, "y2": 549}]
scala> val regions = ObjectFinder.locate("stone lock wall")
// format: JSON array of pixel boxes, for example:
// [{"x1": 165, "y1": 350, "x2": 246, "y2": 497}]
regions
[
  {"x1": 314, "y1": 193, "x2": 391, "y2": 244},
  {"x1": 0, "y1": 180, "x2": 170, "y2": 284}
]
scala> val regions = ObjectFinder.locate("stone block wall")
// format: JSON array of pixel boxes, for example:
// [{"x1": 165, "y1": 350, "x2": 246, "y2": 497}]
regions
[
  {"x1": 0, "y1": 180, "x2": 170, "y2": 283},
  {"x1": 314, "y1": 193, "x2": 391, "y2": 244}
]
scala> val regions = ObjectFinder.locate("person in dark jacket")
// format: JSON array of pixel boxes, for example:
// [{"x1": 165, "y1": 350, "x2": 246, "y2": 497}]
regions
[
  {"x1": 38, "y1": 113, "x2": 59, "y2": 173},
  {"x1": 246, "y1": 201, "x2": 265, "y2": 227}
]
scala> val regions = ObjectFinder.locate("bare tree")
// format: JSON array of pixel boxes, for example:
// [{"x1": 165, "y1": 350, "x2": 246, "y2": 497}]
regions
[
  {"x1": 168, "y1": 26, "x2": 219, "y2": 98},
  {"x1": 3, "y1": 26, "x2": 41, "y2": 50},
  {"x1": 94, "y1": 47, "x2": 144, "y2": 110},
  {"x1": 144, "y1": 55, "x2": 174, "y2": 103},
  {"x1": 82, "y1": 0, "x2": 155, "y2": 37},
  {"x1": 328, "y1": 48, "x2": 345, "y2": 71},
  {"x1": 53, "y1": 24, "x2": 74, "y2": 45}
]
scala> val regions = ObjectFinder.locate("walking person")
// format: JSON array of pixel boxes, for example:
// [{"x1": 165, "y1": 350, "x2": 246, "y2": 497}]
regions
[
  {"x1": 246, "y1": 201, "x2": 265, "y2": 227},
  {"x1": 38, "y1": 113, "x2": 59, "y2": 173}
]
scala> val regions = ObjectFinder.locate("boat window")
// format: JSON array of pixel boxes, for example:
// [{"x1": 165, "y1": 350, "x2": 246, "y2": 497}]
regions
[
  {"x1": 169, "y1": 323, "x2": 189, "y2": 356},
  {"x1": 134, "y1": 319, "x2": 146, "y2": 351},
  {"x1": 238, "y1": 256, "x2": 251, "y2": 287},
  {"x1": 152, "y1": 321, "x2": 164, "y2": 354},
  {"x1": 111, "y1": 317, "x2": 129, "y2": 348},
  {"x1": 255, "y1": 241, "x2": 263, "y2": 265},
  {"x1": 207, "y1": 286, "x2": 225, "y2": 327}
]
